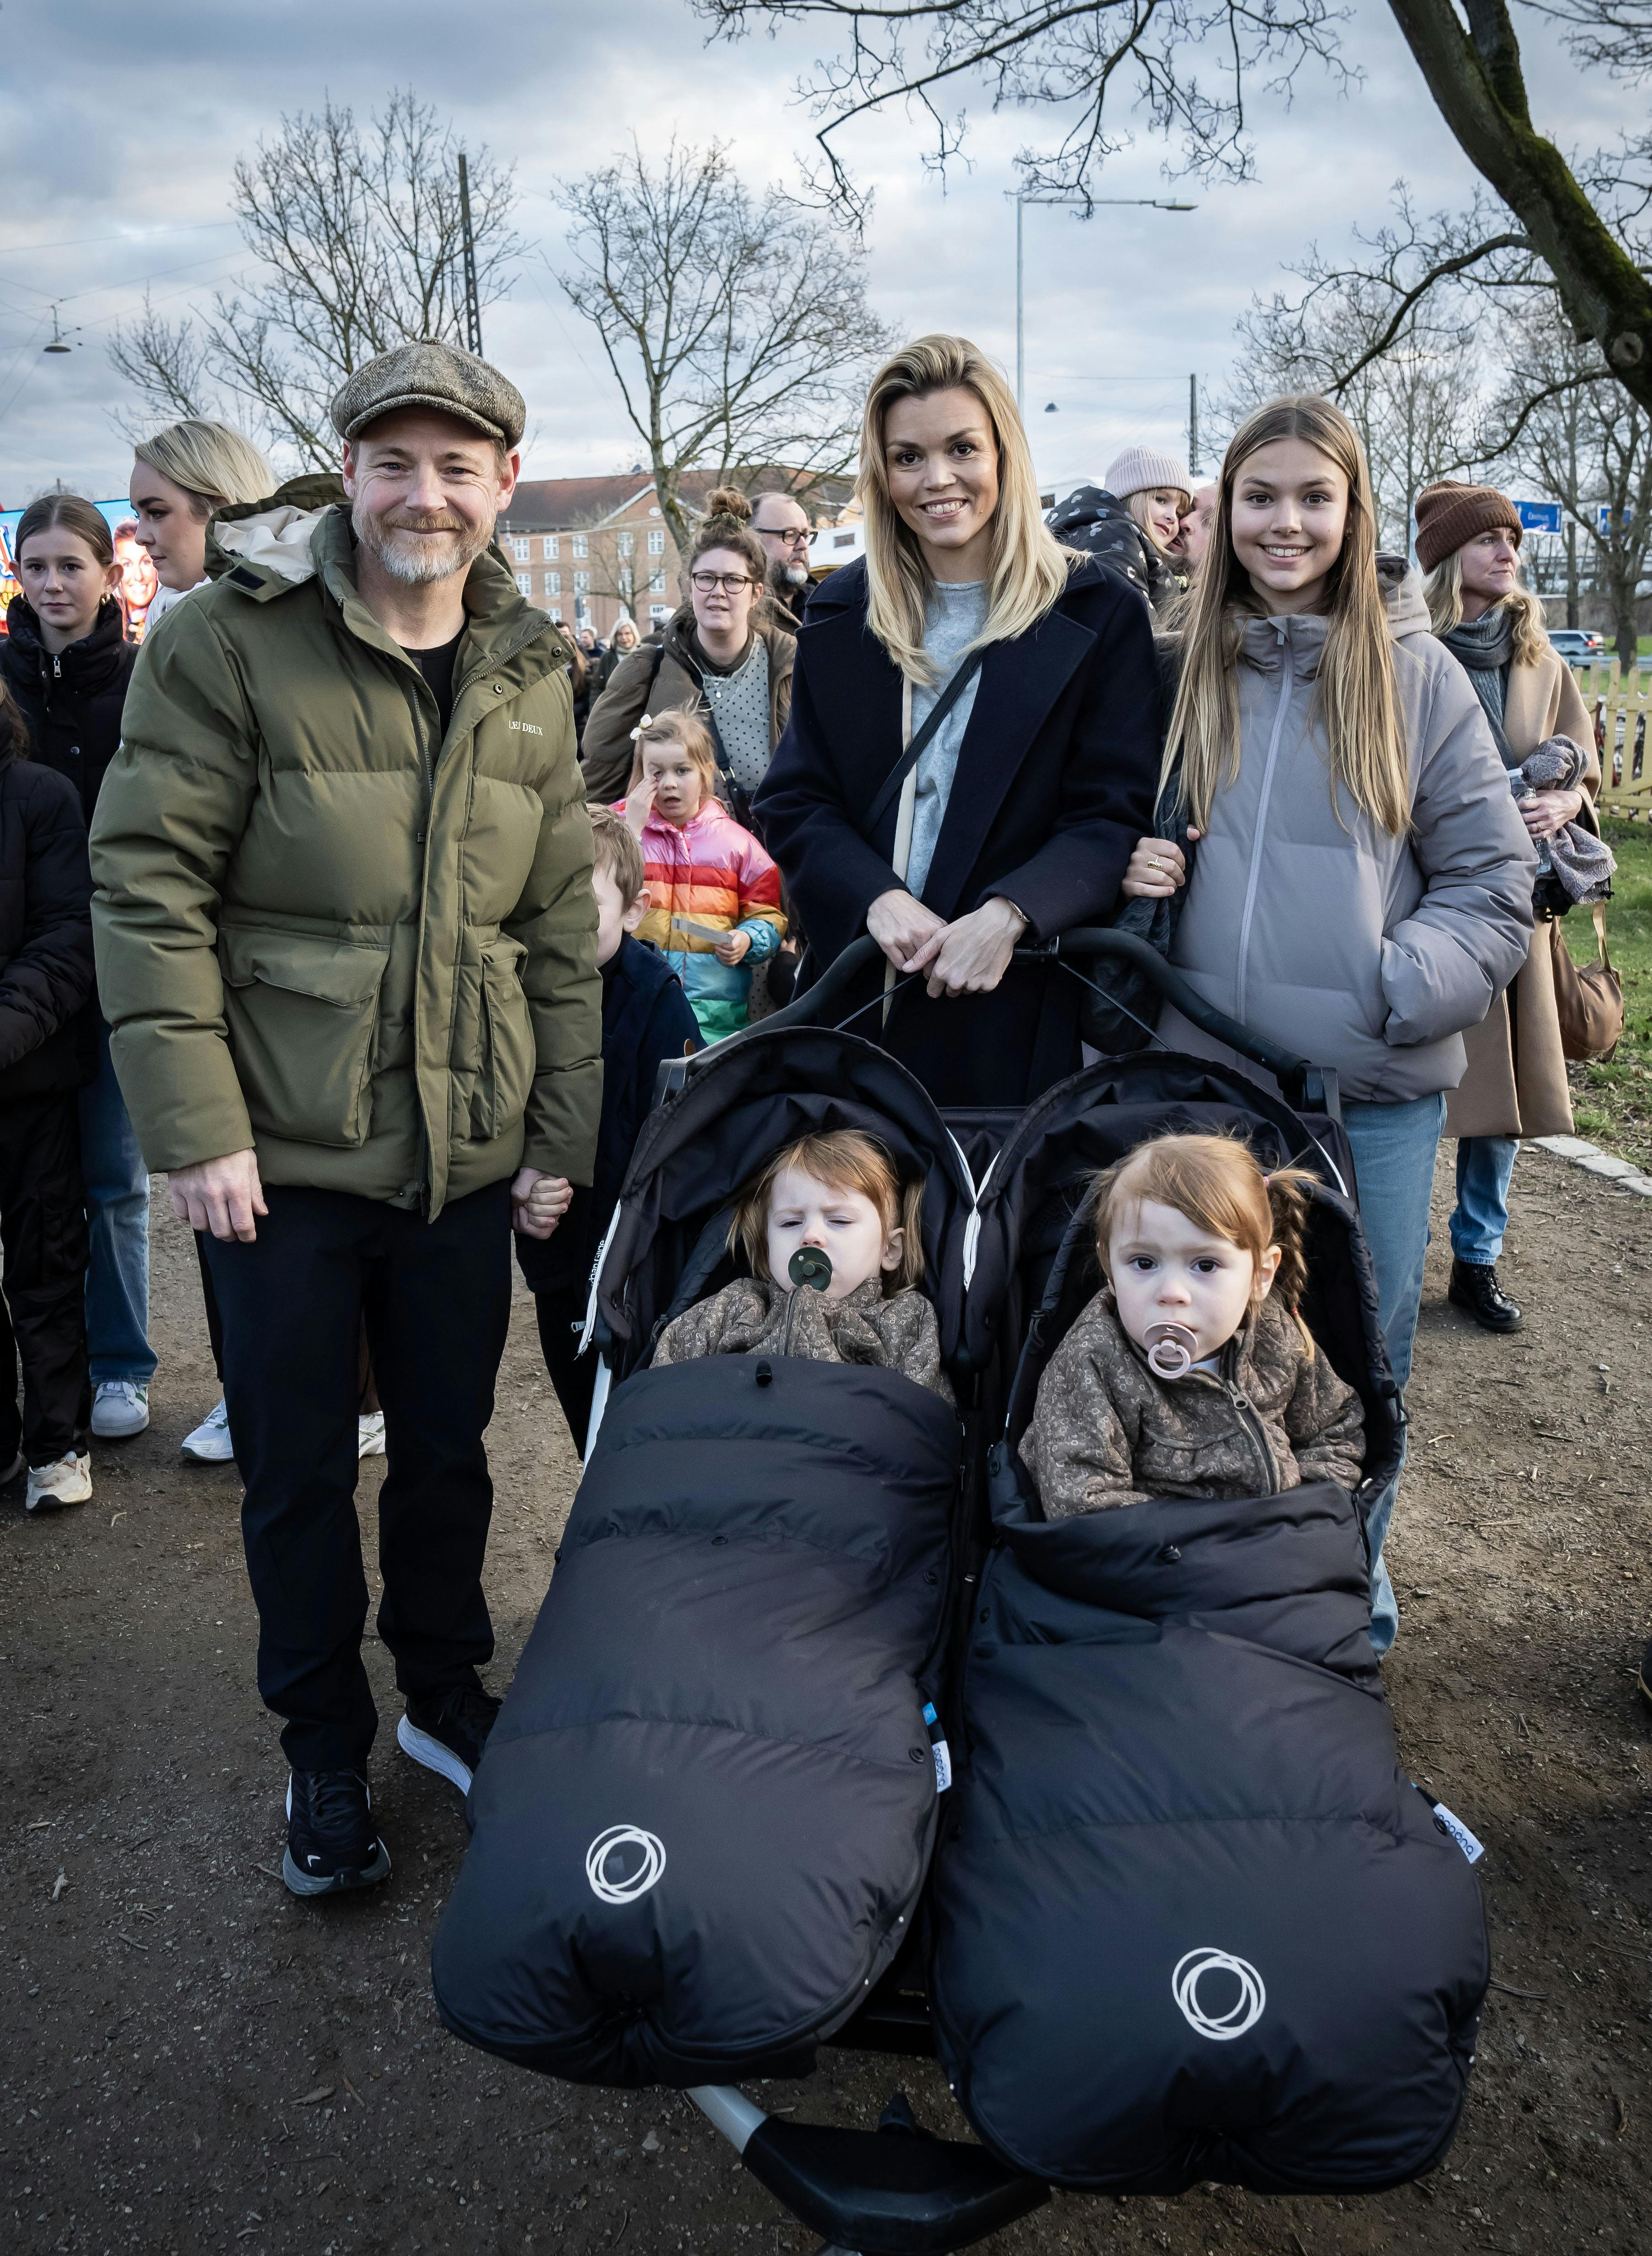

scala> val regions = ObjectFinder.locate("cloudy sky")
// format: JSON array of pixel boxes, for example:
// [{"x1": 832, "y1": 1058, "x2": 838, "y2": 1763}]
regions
[{"x1": 0, "y1": 0, "x2": 1629, "y2": 508}]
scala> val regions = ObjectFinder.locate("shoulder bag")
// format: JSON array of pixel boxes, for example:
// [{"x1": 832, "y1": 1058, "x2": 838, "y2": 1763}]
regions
[{"x1": 1550, "y1": 902, "x2": 1624, "y2": 1063}]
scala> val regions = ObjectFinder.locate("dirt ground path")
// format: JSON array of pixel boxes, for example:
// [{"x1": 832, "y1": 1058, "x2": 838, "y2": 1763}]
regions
[{"x1": 5, "y1": 1144, "x2": 1650, "y2": 2256}]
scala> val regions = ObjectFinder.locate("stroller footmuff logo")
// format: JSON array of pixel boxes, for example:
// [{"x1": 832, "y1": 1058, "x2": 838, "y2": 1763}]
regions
[
  {"x1": 586, "y1": 1825, "x2": 667, "y2": 1905},
  {"x1": 1172, "y1": 1947, "x2": 1266, "y2": 2041}
]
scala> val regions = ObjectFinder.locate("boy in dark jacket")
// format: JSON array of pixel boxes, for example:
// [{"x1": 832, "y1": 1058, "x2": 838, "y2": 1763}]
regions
[
  {"x1": 0, "y1": 681, "x2": 97, "y2": 1510},
  {"x1": 515, "y1": 807, "x2": 700, "y2": 1451}
]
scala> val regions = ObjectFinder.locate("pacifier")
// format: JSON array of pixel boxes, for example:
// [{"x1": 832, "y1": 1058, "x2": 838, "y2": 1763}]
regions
[
  {"x1": 788, "y1": 1245, "x2": 834, "y2": 1294},
  {"x1": 1144, "y1": 1321, "x2": 1199, "y2": 1379}
]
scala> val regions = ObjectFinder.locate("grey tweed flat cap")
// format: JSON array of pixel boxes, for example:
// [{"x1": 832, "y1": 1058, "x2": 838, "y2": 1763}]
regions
[{"x1": 330, "y1": 338, "x2": 525, "y2": 448}]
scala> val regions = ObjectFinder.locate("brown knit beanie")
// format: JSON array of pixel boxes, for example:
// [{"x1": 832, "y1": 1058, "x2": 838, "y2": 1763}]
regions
[{"x1": 1413, "y1": 481, "x2": 1522, "y2": 574}]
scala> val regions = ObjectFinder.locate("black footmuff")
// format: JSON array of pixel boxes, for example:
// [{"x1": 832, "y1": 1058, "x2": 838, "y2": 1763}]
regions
[
  {"x1": 928, "y1": 1060, "x2": 1490, "y2": 2195},
  {"x1": 432, "y1": 1028, "x2": 974, "y2": 2087}
]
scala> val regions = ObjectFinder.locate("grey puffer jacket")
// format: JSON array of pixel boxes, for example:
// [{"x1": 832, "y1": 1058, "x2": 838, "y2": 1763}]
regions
[{"x1": 1162, "y1": 559, "x2": 1536, "y2": 1103}]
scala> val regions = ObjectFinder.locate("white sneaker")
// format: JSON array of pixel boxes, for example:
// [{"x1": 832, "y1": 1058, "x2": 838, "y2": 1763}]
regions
[
  {"x1": 181, "y1": 1399, "x2": 235, "y2": 1464},
  {"x1": 357, "y1": 1411, "x2": 386, "y2": 1459},
  {"x1": 91, "y1": 1380, "x2": 150, "y2": 1439},
  {"x1": 27, "y1": 1451, "x2": 92, "y2": 1512}
]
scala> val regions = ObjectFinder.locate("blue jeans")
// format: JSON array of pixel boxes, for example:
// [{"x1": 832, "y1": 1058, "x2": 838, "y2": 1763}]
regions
[
  {"x1": 1449, "y1": 1136, "x2": 1519, "y2": 1266},
  {"x1": 77, "y1": 1019, "x2": 155, "y2": 1386},
  {"x1": 1341, "y1": 1092, "x2": 1447, "y2": 1656}
]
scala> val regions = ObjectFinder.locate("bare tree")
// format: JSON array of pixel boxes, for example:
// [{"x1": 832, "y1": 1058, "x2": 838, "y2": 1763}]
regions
[
  {"x1": 553, "y1": 138, "x2": 897, "y2": 555},
  {"x1": 1493, "y1": 309, "x2": 1652, "y2": 669},
  {"x1": 111, "y1": 93, "x2": 520, "y2": 468},
  {"x1": 696, "y1": 0, "x2": 1652, "y2": 420},
  {"x1": 1229, "y1": 245, "x2": 1481, "y2": 548}
]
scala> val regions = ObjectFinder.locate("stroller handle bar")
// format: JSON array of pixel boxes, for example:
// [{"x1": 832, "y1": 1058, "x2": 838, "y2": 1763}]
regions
[{"x1": 749, "y1": 931, "x2": 1338, "y2": 1119}]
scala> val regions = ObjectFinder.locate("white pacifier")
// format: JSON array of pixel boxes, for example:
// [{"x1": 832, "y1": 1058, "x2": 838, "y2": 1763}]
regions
[{"x1": 1144, "y1": 1321, "x2": 1199, "y2": 1379}]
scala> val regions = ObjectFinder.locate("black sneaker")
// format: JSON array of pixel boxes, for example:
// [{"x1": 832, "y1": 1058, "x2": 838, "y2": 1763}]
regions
[
  {"x1": 397, "y1": 1685, "x2": 502, "y2": 1796},
  {"x1": 1448, "y1": 1257, "x2": 1523, "y2": 1332},
  {"x1": 282, "y1": 1770, "x2": 392, "y2": 1897}
]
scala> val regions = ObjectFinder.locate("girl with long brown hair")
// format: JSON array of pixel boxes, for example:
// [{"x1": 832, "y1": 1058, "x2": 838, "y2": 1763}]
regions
[
  {"x1": 754, "y1": 333, "x2": 1161, "y2": 1105},
  {"x1": 1121, "y1": 395, "x2": 1535, "y2": 1654}
]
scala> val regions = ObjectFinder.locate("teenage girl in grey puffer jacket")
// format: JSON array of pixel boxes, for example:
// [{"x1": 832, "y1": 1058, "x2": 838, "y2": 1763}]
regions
[{"x1": 1121, "y1": 395, "x2": 1535, "y2": 1660}]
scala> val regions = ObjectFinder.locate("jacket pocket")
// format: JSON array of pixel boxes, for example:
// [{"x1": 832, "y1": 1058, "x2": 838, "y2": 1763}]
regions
[
  {"x1": 455, "y1": 930, "x2": 535, "y2": 1142},
  {"x1": 219, "y1": 926, "x2": 390, "y2": 1150}
]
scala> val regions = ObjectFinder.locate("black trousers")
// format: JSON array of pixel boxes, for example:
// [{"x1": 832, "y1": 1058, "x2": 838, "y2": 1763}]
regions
[
  {"x1": 203, "y1": 1181, "x2": 512, "y2": 1773},
  {"x1": 534, "y1": 1285, "x2": 598, "y2": 1458},
  {"x1": 0, "y1": 1093, "x2": 89, "y2": 1466}
]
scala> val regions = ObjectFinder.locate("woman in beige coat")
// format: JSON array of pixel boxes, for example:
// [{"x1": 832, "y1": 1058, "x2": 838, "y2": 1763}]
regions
[{"x1": 1419, "y1": 480, "x2": 1600, "y2": 1334}]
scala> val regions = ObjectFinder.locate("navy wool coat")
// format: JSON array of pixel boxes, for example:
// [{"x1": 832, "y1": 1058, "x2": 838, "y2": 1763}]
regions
[{"x1": 753, "y1": 554, "x2": 1162, "y2": 1107}]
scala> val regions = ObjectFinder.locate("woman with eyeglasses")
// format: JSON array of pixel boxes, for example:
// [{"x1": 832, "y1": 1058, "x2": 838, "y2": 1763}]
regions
[{"x1": 580, "y1": 489, "x2": 796, "y2": 814}]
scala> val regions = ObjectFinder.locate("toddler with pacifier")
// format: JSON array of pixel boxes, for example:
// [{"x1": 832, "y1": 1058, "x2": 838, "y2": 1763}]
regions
[
  {"x1": 1021, "y1": 1132, "x2": 1364, "y2": 1515},
  {"x1": 652, "y1": 1128, "x2": 953, "y2": 1402}
]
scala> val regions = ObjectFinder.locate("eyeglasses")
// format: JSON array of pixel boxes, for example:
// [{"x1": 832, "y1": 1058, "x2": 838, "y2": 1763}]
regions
[
  {"x1": 690, "y1": 571, "x2": 758, "y2": 594},
  {"x1": 757, "y1": 526, "x2": 811, "y2": 550}
]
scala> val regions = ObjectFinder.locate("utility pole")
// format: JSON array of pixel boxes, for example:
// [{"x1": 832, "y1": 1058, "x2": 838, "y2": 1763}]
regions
[
  {"x1": 1188, "y1": 374, "x2": 1199, "y2": 478},
  {"x1": 458, "y1": 152, "x2": 483, "y2": 358}
]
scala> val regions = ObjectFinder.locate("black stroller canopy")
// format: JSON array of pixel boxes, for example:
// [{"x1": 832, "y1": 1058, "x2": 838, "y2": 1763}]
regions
[{"x1": 596, "y1": 1025, "x2": 978, "y2": 1376}]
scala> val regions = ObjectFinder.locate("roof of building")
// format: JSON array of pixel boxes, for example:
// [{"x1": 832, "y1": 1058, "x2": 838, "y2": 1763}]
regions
[{"x1": 501, "y1": 467, "x2": 854, "y2": 534}]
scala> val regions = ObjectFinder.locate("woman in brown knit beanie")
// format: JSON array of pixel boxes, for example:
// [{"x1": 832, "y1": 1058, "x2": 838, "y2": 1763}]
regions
[{"x1": 1418, "y1": 478, "x2": 1599, "y2": 1336}]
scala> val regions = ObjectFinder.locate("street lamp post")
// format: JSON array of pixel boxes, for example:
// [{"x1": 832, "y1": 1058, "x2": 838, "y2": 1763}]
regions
[{"x1": 1014, "y1": 192, "x2": 1197, "y2": 415}]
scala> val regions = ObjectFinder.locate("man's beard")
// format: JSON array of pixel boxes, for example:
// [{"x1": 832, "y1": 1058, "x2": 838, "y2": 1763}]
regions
[
  {"x1": 353, "y1": 502, "x2": 494, "y2": 587},
  {"x1": 783, "y1": 561, "x2": 810, "y2": 588}
]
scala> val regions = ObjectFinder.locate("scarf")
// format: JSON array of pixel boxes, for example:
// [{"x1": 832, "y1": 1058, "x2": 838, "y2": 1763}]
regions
[
  {"x1": 1442, "y1": 607, "x2": 1517, "y2": 759},
  {"x1": 1515, "y1": 735, "x2": 1616, "y2": 904}
]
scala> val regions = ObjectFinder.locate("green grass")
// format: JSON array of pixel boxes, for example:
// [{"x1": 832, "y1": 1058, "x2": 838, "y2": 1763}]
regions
[{"x1": 1564, "y1": 816, "x2": 1652, "y2": 1164}]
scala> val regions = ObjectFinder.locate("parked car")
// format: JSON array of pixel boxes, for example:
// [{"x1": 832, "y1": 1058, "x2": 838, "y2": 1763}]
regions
[{"x1": 1548, "y1": 628, "x2": 1606, "y2": 661}]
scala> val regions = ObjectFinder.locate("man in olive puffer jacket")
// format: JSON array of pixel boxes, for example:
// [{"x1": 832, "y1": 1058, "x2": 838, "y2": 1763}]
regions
[{"x1": 91, "y1": 341, "x2": 602, "y2": 1900}]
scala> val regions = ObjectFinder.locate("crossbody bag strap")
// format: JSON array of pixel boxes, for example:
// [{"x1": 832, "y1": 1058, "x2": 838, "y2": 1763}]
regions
[
  {"x1": 1593, "y1": 899, "x2": 1612, "y2": 968},
  {"x1": 861, "y1": 646, "x2": 986, "y2": 839}
]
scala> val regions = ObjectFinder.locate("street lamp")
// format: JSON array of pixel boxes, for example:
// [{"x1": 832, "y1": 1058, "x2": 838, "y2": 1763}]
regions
[{"x1": 1014, "y1": 192, "x2": 1196, "y2": 413}]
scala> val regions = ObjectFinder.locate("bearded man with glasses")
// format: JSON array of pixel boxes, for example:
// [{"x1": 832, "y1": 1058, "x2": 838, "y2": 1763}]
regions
[
  {"x1": 581, "y1": 486, "x2": 797, "y2": 814},
  {"x1": 750, "y1": 489, "x2": 815, "y2": 632}
]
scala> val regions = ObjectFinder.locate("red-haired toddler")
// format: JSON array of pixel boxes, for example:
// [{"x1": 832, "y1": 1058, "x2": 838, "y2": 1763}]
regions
[
  {"x1": 652, "y1": 1128, "x2": 952, "y2": 1402},
  {"x1": 1021, "y1": 1133, "x2": 1364, "y2": 1515}
]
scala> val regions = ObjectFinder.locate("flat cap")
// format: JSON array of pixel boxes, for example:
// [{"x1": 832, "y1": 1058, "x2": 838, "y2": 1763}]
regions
[{"x1": 330, "y1": 338, "x2": 525, "y2": 449}]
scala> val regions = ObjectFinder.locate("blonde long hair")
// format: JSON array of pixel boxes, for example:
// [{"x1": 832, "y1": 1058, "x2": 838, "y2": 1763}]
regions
[
  {"x1": 859, "y1": 335, "x2": 1073, "y2": 685},
  {"x1": 1423, "y1": 545, "x2": 1549, "y2": 666},
  {"x1": 1164, "y1": 395, "x2": 1410, "y2": 837}
]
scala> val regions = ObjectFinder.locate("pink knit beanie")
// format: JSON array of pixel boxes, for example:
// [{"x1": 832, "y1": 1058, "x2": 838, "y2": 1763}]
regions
[{"x1": 1105, "y1": 446, "x2": 1192, "y2": 504}]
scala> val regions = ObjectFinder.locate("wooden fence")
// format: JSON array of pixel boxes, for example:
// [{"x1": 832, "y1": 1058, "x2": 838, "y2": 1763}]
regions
[{"x1": 1577, "y1": 661, "x2": 1652, "y2": 819}]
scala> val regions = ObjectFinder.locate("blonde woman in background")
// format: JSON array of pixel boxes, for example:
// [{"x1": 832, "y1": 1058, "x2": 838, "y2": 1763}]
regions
[
  {"x1": 129, "y1": 419, "x2": 276, "y2": 621},
  {"x1": 754, "y1": 333, "x2": 1161, "y2": 1105},
  {"x1": 1418, "y1": 480, "x2": 1600, "y2": 1336},
  {"x1": 1120, "y1": 396, "x2": 1535, "y2": 1654}
]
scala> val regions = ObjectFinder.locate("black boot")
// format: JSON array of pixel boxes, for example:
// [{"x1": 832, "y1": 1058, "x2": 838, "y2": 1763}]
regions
[{"x1": 1448, "y1": 1257, "x2": 1523, "y2": 1333}]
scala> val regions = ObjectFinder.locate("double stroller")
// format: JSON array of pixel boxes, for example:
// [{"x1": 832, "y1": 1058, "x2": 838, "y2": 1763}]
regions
[{"x1": 432, "y1": 936, "x2": 1490, "y2": 2253}]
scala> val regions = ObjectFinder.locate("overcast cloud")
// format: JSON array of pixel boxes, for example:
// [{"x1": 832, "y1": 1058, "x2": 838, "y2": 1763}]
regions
[{"x1": 0, "y1": 0, "x2": 1630, "y2": 507}]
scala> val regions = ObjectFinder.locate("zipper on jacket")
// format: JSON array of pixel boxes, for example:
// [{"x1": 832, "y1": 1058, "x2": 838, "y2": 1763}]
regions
[
  {"x1": 1221, "y1": 1378, "x2": 1279, "y2": 1494},
  {"x1": 1233, "y1": 623, "x2": 1295, "y2": 1026}
]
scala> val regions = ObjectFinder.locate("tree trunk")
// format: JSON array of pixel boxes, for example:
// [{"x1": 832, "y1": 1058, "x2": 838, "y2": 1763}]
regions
[{"x1": 1386, "y1": 0, "x2": 1652, "y2": 416}]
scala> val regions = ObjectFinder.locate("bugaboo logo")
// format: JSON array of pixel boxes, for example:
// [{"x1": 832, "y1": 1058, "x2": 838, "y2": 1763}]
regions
[
  {"x1": 586, "y1": 1825, "x2": 667, "y2": 1905},
  {"x1": 1172, "y1": 1948, "x2": 1266, "y2": 2041}
]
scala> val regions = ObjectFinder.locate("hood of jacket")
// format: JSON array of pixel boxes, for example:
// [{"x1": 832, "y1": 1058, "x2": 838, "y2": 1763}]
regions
[
  {"x1": 205, "y1": 474, "x2": 345, "y2": 589},
  {"x1": 661, "y1": 601, "x2": 794, "y2": 679},
  {"x1": 1235, "y1": 554, "x2": 1433, "y2": 681},
  {"x1": 1, "y1": 594, "x2": 131, "y2": 697}
]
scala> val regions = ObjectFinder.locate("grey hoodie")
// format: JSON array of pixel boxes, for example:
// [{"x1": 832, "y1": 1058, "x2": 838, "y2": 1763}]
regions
[{"x1": 1162, "y1": 559, "x2": 1536, "y2": 1103}]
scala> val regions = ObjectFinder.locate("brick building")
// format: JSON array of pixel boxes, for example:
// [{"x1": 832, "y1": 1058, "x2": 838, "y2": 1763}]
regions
[{"x1": 497, "y1": 468, "x2": 853, "y2": 640}]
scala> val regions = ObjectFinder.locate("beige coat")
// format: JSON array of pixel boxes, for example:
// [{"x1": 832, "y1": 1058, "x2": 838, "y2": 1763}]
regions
[{"x1": 1445, "y1": 647, "x2": 1599, "y2": 1139}]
